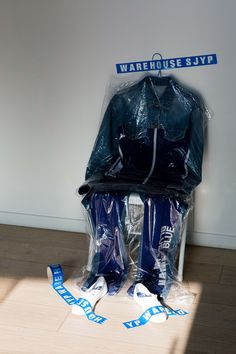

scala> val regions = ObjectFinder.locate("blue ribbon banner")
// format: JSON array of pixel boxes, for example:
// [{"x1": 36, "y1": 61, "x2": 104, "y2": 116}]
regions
[
  {"x1": 47, "y1": 264, "x2": 107, "y2": 325},
  {"x1": 123, "y1": 306, "x2": 188, "y2": 329},
  {"x1": 116, "y1": 54, "x2": 217, "y2": 74},
  {"x1": 48, "y1": 264, "x2": 188, "y2": 328}
]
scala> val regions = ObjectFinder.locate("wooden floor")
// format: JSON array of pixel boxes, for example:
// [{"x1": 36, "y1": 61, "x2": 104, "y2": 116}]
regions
[{"x1": 0, "y1": 224, "x2": 235, "y2": 354}]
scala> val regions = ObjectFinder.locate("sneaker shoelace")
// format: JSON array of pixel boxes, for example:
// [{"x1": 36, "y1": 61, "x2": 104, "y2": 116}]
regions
[{"x1": 157, "y1": 294, "x2": 178, "y2": 318}]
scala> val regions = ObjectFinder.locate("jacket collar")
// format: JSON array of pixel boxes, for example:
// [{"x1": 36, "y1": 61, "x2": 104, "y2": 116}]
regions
[{"x1": 141, "y1": 75, "x2": 176, "y2": 109}]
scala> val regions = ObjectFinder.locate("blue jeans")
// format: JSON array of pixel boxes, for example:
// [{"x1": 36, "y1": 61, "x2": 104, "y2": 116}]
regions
[
  {"x1": 127, "y1": 196, "x2": 185, "y2": 298},
  {"x1": 82, "y1": 192, "x2": 186, "y2": 296},
  {"x1": 82, "y1": 192, "x2": 128, "y2": 295}
]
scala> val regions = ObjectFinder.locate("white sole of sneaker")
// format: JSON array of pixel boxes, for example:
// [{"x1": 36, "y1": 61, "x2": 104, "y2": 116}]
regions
[
  {"x1": 133, "y1": 283, "x2": 168, "y2": 323},
  {"x1": 72, "y1": 276, "x2": 108, "y2": 316}
]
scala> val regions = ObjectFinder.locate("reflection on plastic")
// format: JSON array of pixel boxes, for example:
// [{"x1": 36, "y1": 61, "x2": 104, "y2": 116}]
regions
[
  {"x1": 75, "y1": 74, "x2": 207, "y2": 304},
  {"x1": 75, "y1": 193, "x2": 194, "y2": 303},
  {"x1": 79, "y1": 75, "x2": 208, "y2": 199}
]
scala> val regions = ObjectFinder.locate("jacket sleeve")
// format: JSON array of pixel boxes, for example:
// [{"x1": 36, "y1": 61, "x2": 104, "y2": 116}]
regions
[
  {"x1": 85, "y1": 95, "x2": 120, "y2": 182},
  {"x1": 185, "y1": 101, "x2": 206, "y2": 192}
]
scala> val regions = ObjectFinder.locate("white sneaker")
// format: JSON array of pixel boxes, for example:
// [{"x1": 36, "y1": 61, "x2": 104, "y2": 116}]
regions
[
  {"x1": 72, "y1": 276, "x2": 108, "y2": 316},
  {"x1": 133, "y1": 283, "x2": 168, "y2": 323}
]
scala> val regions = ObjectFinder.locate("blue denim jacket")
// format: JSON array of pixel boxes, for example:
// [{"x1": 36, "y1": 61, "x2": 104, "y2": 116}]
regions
[{"x1": 79, "y1": 75, "x2": 205, "y2": 200}]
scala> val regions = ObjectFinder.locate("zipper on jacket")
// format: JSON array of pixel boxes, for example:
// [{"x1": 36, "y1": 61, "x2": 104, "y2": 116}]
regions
[{"x1": 142, "y1": 77, "x2": 166, "y2": 185}]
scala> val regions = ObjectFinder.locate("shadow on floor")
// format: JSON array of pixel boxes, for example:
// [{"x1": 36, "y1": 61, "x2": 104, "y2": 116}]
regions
[
  {"x1": 0, "y1": 224, "x2": 235, "y2": 354},
  {"x1": 181, "y1": 246, "x2": 236, "y2": 354},
  {"x1": 0, "y1": 224, "x2": 89, "y2": 302}
]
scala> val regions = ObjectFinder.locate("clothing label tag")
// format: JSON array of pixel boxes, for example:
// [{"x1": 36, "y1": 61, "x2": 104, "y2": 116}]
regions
[
  {"x1": 123, "y1": 306, "x2": 188, "y2": 329},
  {"x1": 116, "y1": 54, "x2": 217, "y2": 74},
  {"x1": 47, "y1": 264, "x2": 107, "y2": 325}
]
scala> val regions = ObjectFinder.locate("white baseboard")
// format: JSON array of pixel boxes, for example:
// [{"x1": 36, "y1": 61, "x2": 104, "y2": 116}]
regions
[
  {"x1": 0, "y1": 210, "x2": 236, "y2": 249},
  {"x1": 188, "y1": 231, "x2": 236, "y2": 249},
  {"x1": 0, "y1": 210, "x2": 86, "y2": 233}
]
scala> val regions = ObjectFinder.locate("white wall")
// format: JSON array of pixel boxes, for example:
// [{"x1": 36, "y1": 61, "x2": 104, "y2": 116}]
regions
[{"x1": 0, "y1": 0, "x2": 236, "y2": 249}]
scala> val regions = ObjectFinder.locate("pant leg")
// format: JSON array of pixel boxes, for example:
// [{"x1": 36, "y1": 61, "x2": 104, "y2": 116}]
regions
[
  {"x1": 82, "y1": 191, "x2": 128, "y2": 295},
  {"x1": 128, "y1": 195, "x2": 185, "y2": 297}
]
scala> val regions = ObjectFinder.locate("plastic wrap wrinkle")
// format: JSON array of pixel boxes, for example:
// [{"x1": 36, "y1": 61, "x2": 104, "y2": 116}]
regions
[
  {"x1": 75, "y1": 74, "x2": 209, "y2": 304},
  {"x1": 79, "y1": 74, "x2": 208, "y2": 199}
]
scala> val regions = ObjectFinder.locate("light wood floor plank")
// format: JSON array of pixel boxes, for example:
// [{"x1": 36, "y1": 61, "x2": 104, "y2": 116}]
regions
[
  {"x1": 184, "y1": 262, "x2": 222, "y2": 284},
  {"x1": 0, "y1": 224, "x2": 235, "y2": 354},
  {"x1": 0, "y1": 301, "x2": 69, "y2": 331},
  {"x1": 220, "y1": 265, "x2": 236, "y2": 286},
  {"x1": 0, "y1": 224, "x2": 88, "y2": 251},
  {"x1": 185, "y1": 246, "x2": 224, "y2": 265},
  {"x1": 187, "y1": 281, "x2": 236, "y2": 306},
  {"x1": 0, "y1": 239, "x2": 88, "y2": 267},
  {"x1": 0, "y1": 325, "x2": 199, "y2": 354}
]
